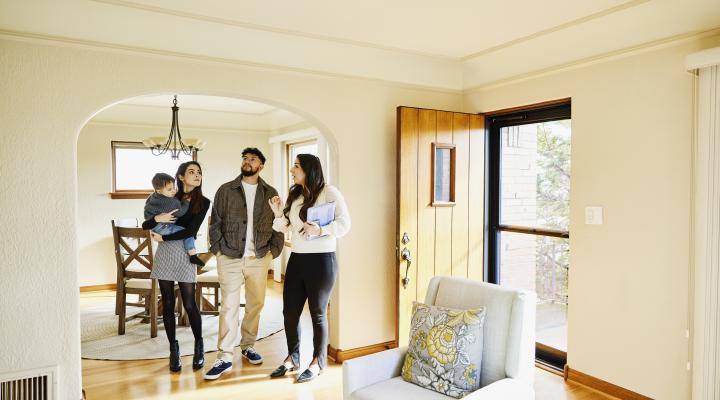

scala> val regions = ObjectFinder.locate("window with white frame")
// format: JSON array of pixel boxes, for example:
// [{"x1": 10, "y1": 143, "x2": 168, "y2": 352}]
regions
[
  {"x1": 286, "y1": 140, "x2": 319, "y2": 187},
  {"x1": 111, "y1": 141, "x2": 195, "y2": 199}
]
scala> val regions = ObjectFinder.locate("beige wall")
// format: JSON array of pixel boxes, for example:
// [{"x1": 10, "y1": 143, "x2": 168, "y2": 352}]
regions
[
  {"x1": 5, "y1": 28, "x2": 712, "y2": 400},
  {"x1": 0, "y1": 38, "x2": 461, "y2": 399},
  {"x1": 465, "y1": 34, "x2": 720, "y2": 400},
  {"x1": 77, "y1": 122, "x2": 274, "y2": 287}
]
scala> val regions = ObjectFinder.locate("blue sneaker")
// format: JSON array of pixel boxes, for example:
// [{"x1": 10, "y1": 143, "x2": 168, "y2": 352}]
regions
[
  {"x1": 241, "y1": 347, "x2": 263, "y2": 364},
  {"x1": 204, "y1": 360, "x2": 232, "y2": 380}
]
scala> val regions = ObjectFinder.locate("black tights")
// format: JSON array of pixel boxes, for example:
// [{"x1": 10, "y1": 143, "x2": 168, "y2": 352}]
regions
[
  {"x1": 158, "y1": 280, "x2": 202, "y2": 344},
  {"x1": 283, "y1": 252, "x2": 337, "y2": 370}
]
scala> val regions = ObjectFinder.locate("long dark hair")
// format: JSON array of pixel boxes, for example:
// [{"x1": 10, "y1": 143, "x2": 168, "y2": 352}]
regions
[
  {"x1": 284, "y1": 154, "x2": 325, "y2": 223},
  {"x1": 175, "y1": 161, "x2": 204, "y2": 214}
]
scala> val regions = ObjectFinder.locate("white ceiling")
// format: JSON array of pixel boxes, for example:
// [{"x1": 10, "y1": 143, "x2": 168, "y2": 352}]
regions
[
  {"x1": 93, "y1": 0, "x2": 635, "y2": 58},
  {"x1": 91, "y1": 95, "x2": 306, "y2": 132},
  {"x1": 1, "y1": 0, "x2": 719, "y2": 89}
]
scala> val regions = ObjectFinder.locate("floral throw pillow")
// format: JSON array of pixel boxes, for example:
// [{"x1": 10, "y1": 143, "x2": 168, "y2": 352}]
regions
[{"x1": 401, "y1": 301, "x2": 486, "y2": 398}]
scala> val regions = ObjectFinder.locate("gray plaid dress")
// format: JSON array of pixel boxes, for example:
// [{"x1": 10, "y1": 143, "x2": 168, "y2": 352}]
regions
[
  {"x1": 150, "y1": 240, "x2": 196, "y2": 283},
  {"x1": 143, "y1": 195, "x2": 210, "y2": 284}
]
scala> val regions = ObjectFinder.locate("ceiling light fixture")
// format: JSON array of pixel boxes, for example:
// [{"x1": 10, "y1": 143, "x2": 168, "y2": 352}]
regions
[{"x1": 143, "y1": 95, "x2": 205, "y2": 159}]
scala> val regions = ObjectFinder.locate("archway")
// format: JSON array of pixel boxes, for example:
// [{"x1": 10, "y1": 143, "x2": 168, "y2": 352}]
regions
[{"x1": 74, "y1": 91, "x2": 340, "y2": 392}]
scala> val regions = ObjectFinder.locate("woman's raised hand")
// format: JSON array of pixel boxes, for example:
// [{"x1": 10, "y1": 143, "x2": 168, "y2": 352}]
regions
[
  {"x1": 154, "y1": 209, "x2": 178, "y2": 223},
  {"x1": 268, "y1": 196, "x2": 284, "y2": 217}
]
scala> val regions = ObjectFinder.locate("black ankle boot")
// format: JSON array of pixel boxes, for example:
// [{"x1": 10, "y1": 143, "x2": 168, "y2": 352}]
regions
[
  {"x1": 193, "y1": 339, "x2": 204, "y2": 370},
  {"x1": 169, "y1": 340, "x2": 181, "y2": 372}
]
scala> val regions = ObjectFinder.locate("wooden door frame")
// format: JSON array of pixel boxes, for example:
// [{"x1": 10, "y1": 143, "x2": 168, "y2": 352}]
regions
[{"x1": 395, "y1": 106, "x2": 409, "y2": 346}]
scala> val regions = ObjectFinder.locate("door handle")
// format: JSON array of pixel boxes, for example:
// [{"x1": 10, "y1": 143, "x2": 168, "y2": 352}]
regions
[{"x1": 401, "y1": 247, "x2": 412, "y2": 288}]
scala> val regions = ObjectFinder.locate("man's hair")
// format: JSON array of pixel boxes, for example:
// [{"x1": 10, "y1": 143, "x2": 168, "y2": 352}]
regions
[
  {"x1": 242, "y1": 147, "x2": 266, "y2": 164},
  {"x1": 151, "y1": 173, "x2": 175, "y2": 190}
]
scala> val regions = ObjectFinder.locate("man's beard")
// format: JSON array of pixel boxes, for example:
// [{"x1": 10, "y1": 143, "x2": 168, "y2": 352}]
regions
[{"x1": 241, "y1": 166, "x2": 259, "y2": 177}]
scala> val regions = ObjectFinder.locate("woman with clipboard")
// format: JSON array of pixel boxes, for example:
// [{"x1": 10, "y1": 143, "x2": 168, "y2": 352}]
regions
[{"x1": 268, "y1": 154, "x2": 351, "y2": 383}]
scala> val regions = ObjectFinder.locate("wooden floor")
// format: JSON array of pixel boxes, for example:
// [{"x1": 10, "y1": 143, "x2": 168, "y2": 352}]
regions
[{"x1": 81, "y1": 281, "x2": 615, "y2": 400}]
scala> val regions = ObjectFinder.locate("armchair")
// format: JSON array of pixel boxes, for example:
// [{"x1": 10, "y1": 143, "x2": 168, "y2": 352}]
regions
[{"x1": 343, "y1": 276, "x2": 536, "y2": 399}]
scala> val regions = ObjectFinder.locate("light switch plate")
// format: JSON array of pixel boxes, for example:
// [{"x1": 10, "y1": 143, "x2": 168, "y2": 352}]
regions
[{"x1": 585, "y1": 206, "x2": 603, "y2": 225}]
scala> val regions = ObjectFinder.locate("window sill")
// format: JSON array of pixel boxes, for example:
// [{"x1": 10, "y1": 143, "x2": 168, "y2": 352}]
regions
[{"x1": 110, "y1": 191, "x2": 152, "y2": 200}]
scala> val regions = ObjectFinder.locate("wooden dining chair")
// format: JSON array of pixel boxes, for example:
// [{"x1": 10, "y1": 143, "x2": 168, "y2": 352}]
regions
[
  {"x1": 112, "y1": 219, "x2": 182, "y2": 338},
  {"x1": 193, "y1": 217, "x2": 224, "y2": 316},
  {"x1": 196, "y1": 259, "x2": 221, "y2": 316}
]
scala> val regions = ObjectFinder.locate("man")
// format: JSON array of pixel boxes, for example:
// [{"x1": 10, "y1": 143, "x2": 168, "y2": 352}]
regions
[{"x1": 204, "y1": 147, "x2": 285, "y2": 380}]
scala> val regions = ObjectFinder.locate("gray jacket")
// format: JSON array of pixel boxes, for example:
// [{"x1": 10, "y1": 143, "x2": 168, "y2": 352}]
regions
[
  {"x1": 144, "y1": 193, "x2": 189, "y2": 221},
  {"x1": 209, "y1": 176, "x2": 284, "y2": 259}
]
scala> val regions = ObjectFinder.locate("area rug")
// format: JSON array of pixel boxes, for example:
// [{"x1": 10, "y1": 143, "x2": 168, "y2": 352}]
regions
[{"x1": 81, "y1": 294, "x2": 284, "y2": 360}]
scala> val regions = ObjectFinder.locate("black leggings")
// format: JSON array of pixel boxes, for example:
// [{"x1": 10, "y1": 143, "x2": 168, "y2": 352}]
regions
[
  {"x1": 283, "y1": 252, "x2": 337, "y2": 370},
  {"x1": 158, "y1": 280, "x2": 202, "y2": 344}
]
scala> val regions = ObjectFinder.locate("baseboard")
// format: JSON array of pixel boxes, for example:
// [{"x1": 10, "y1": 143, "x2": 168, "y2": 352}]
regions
[
  {"x1": 79, "y1": 284, "x2": 117, "y2": 292},
  {"x1": 327, "y1": 340, "x2": 397, "y2": 363},
  {"x1": 564, "y1": 365, "x2": 652, "y2": 400},
  {"x1": 535, "y1": 361, "x2": 563, "y2": 377}
]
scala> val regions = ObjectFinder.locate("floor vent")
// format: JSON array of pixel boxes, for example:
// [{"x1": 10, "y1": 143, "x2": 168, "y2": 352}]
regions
[{"x1": 0, "y1": 366, "x2": 57, "y2": 400}]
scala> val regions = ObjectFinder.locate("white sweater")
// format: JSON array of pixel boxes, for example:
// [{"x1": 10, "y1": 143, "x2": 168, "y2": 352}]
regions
[{"x1": 272, "y1": 185, "x2": 351, "y2": 253}]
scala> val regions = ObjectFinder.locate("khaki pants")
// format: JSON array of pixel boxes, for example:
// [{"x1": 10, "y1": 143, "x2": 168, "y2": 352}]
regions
[{"x1": 216, "y1": 253, "x2": 271, "y2": 362}]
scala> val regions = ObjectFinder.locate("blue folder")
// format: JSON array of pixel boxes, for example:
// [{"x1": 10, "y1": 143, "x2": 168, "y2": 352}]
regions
[
  {"x1": 308, "y1": 201, "x2": 336, "y2": 227},
  {"x1": 305, "y1": 201, "x2": 336, "y2": 240}
]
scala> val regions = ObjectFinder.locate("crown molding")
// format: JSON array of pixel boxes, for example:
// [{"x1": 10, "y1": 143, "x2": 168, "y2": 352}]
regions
[
  {"x1": 269, "y1": 125, "x2": 321, "y2": 144},
  {"x1": 461, "y1": 0, "x2": 651, "y2": 61},
  {"x1": 91, "y1": 0, "x2": 459, "y2": 61},
  {"x1": 271, "y1": 120, "x2": 316, "y2": 135},
  {"x1": 259, "y1": 108, "x2": 282, "y2": 117},
  {"x1": 0, "y1": 29, "x2": 463, "y2": 94},
  {"x1": 3, "y1": 23, "x2": 718, "y2": 94},
  {"x1": 464, "y1": 26, "x2": 720, "y2": 93},
  {"x1": 96, "y1": 0, "x2": 655, "y2": 65}
]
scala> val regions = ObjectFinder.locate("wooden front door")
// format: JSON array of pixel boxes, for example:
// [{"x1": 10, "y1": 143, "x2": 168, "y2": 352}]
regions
[{"x1": 396, "y1": 107, "x2": 486, "y2": 345}]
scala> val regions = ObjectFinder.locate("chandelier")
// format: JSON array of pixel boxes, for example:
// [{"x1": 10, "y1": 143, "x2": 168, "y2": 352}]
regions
[{"x1": 142, "y1": 95, "x2": 205, "y2": 160}]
